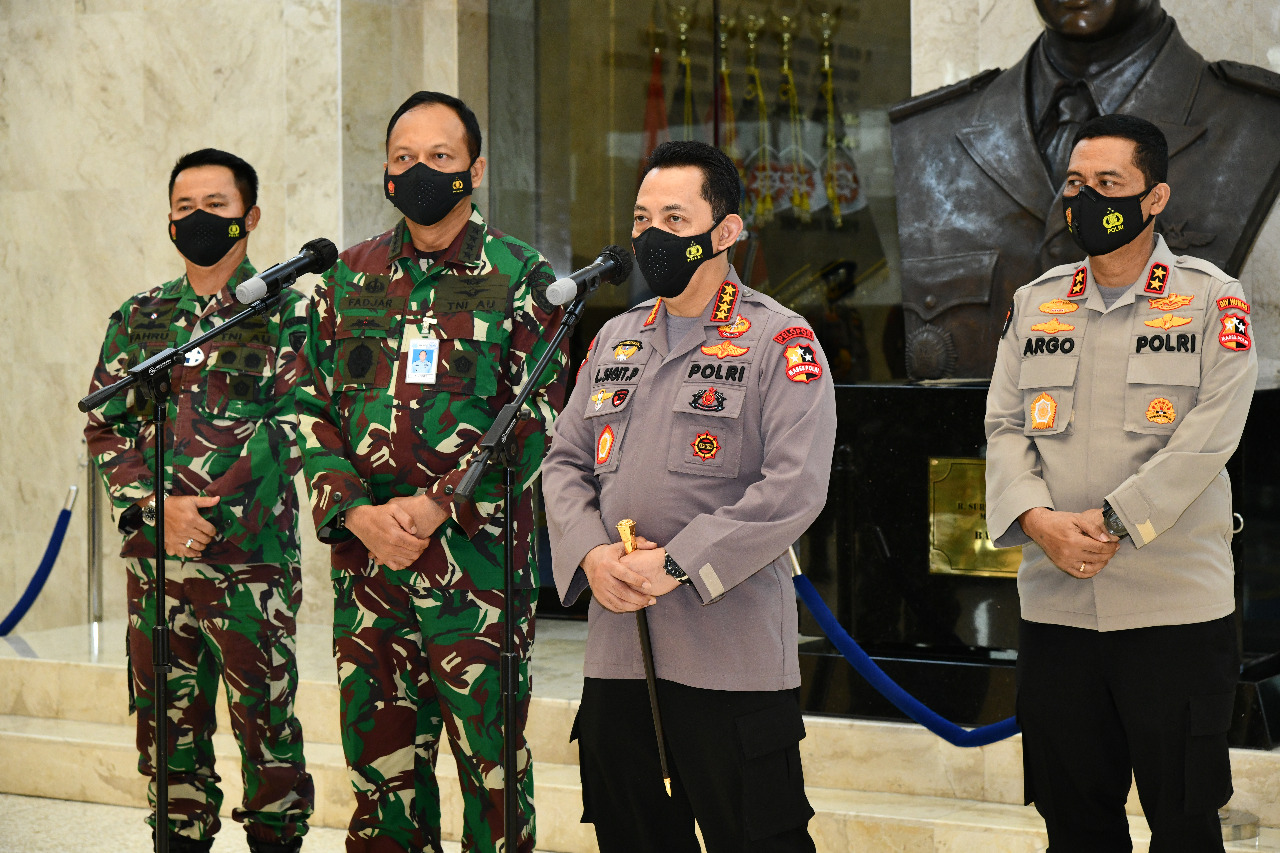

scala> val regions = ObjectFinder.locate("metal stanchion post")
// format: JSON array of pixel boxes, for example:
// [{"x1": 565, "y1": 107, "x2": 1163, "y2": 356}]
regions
[{"x1": 86, "y1": 454, "x2": 104, "y2": 662}]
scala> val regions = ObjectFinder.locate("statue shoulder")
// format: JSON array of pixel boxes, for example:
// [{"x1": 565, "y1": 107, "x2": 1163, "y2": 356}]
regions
[
  {"x1": 889, "y1": 68, "x2": 1002, "y2": 123},
  {"x1": 1209, "y1": 60, "x2": 1280, "y2": 100}
]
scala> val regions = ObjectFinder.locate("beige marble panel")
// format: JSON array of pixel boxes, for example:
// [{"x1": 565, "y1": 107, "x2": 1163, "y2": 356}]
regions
[
  {"x1": 934, "y1": 827, "x2": 1047, "y2": 852},
  {"x1": 285, "y1": 0, "x2": 341, "y2": 188},
  {"x1": 911, "y1": 0, "x2": 980, "y2": 94},
  {"x1": 977, "y1": 0, "x2": 1043, "y2": 73},
  {"x1": 1259, "y1": 0, "x2": 1280, "y2": 71},
  {"x1": 1164, "y1": 0, "x2": 1255, "y2": 64}
]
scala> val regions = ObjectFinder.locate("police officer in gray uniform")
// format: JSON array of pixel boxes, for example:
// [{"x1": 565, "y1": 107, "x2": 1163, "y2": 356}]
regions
[
  {"x1": 543, "y1": 140, "x2": 837, "y2": 853},
  {"x1": 986, "y1": 114, "x2": 1257, "y2": 852}
]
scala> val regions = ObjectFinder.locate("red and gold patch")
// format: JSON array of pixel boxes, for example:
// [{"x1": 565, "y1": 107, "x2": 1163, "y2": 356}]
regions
[
  {"x1": 1030, "y1": 392, "x2": 1058, "y2": 430},
  {"x1": 709, "y1": 280, "x2": 739, "y2": 323},
  {"x1": 783, "y1": 343, "x2": 823, "y2": 383},
  {"x1": 1039, "y1": 299, "x2": 1080, "y2": 315},
  {"x1": 691, "y1": 431, "x2": 720, "y2": 461},
  {"x1": 773, "y1": 326, "x2": 814, "y2": 345},
  {"x1": 1068, "y1": 267, "x2": 1088, "y2": 297},
  {"x1": 643, "y1": 299, "x2": 663, "y2": 327},
  {"x1": 1030, "y1": 318, "x2": 1075, "y2": 334},
  {"x1": 718, "y1": 315, "x2": 751, "y2": 338},
  {"x1": 700, "y1": 340, "x2": 750, "y2": 359},
  {"x1": 1149, "y1": 292, "x2": 1194, "y2": 311},
  {"x1": 596, "y1": 425, "x2": 615, "y2": 465},
  {"x1": 1143, "y1": 262, "x2": 1169, "y2": 295},
  {"x1": 1216, "y1": 296, "x2": 1251, "y2": 314},
  {"x1": 613, "y1": 339, "x2": 643, "y2": 361},
  {"x1": 1143, "y1": 313, "x2": 1193, "y2": 331},
  {"x1": 1146, "y1": 397, "x2": 1176, "y2": 425},
  {"x1": 611, "y1": 388, "x2": 629, "y2": 407},
  {"x1": 590, "y1": 388, "x2": 609, "y2": 410},
  {"x1": 1219, "y1": 313, "x2": 1251, "y2": 351}
]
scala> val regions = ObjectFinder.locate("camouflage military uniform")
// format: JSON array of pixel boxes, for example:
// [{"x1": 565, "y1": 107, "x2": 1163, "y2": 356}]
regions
[
  {"x1": 84, "y1": 257, "x2": 314, "y2": 846},
  {"x1": 296, "y1": 208, "x2": 566, "y2": 853}
]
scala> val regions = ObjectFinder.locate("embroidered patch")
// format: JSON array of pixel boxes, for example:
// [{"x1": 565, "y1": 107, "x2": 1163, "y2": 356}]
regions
[
  {"x1": 718, "y1": 315, "x2": 751, "y2": 338},
  {"x1": 611, "y1": 389, "x2": 629, "y2": 407},
  {"x1": 1149, "y1": 293, "x2": 1194, "y2": 311},
  {"x1": 710, "y1": 280, "x2": 739, "y2": 323},
  {"x1": 596, "y1": 425, "x2": 615, "y2": 465},
  {"x1": 1039, "y1": 299, "x2": 1080, "y2": 315},
  {"x1": 1219, "y1": 313, "x2": 1251, "y2": 351},
  {"x1": 1030, "y1": 318, "x2": 1075, "y2": 334},
  {"x1": 590, "y1": 388, "x2": 609, "y2": 410},
  {"x1": 1216, "y1": 296, "x2": 1251, "y2": 314},
  {"x1": 1143, "y1": 314, "x2": 1193, "y2": 331},
  {"x1": 1030, "y1": 392, "x2": 1058, "y2": 430},
  {"x1": 613, "y1": 340, "x2": 643, "y2": 361},
  {"x1": 643, "y1": 300, "x2": 662, "y2": 327},
  {"x1": 691, "y1": 431, "x2": 720, "y2": 461},
  {"x1": 1068, "y1": 267, "x2": 1088, "y2": 297},
  {"x1": 783, "y1": 343, "x2": 823, "y2": 383},
  {"x1": 773, "y1": 326, "x2": 814, "y2": 345},
  {"x1": 700, "y1": 340, "x2": 750, "y2": 359},
  {"x1": 1143, "y1": 263, "x2": 1169, "y2": 295},
  {"x1": 690, "y1": 387, "x2": 726, "y2": 412},
  {"x1": 1146, "y1": 397, "x2": 1176, "y2": 425}
]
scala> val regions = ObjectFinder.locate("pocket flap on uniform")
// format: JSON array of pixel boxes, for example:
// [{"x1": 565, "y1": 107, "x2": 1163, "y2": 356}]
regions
[
  {"x1": 675, "y1": 382, "x2": 748, "y2": 419},
  {"x1": 1187, "y1": 691, "x2": 1235, "y2": 737},
  {"x1": 1127, "y1": 354, "x2": 1201, "y2": 387},
  {"x1": 901, "y1": 250, "x2": 998, "y2": 320},
  {"x1": 1017, "y1": 356, "x2": 1078, "y2": 390},
  {"x1": 735, "y1": 703, "x2": 807, "y2": 759}
]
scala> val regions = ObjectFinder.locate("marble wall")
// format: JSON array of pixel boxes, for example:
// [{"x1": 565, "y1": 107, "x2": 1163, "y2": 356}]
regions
[
  {"x1": 0, "y1": 0, "x2": 474, "y2": 634},
  {"x1": 909, "y1": 0, "x2": 1280, "y2": 386}
]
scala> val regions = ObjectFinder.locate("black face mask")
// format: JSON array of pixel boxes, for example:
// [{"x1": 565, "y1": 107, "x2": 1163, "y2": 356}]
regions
[
  {"x1": 384, "y1": 162, "x2": 472, "y2": 226},
  {"x1": 169, "y1": 209, "x2": 247, "y2": 267},
  {"x1": 632, "y1": 221, "x2": 725, "y2": 299},
  {"x1": 1063, "y1": 184, "x2": 1155, "y2": 257}
]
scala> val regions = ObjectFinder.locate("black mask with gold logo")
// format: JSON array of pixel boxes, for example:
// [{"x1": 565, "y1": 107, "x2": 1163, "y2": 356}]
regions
[
  {"x1": 169, "y1": 209, "x2": 247, "y2": 267},
  {"x1": 1063, "y1": 184, "x2": 1154, "y2": 257},
  {"x1": 384, "y1": 162, "x2": 472, "y2": 227},
  {"x1": 632, "y1": 221, "x2": 725, "y2": 299}
]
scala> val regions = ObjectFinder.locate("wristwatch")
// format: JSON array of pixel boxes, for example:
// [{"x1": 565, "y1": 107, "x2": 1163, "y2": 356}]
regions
[
  {"x1": 1102, "y1": 500, "x2": 1128, "y2": 539},
  {"x1": 140, "y1": 498, "x2": 157, "y2": 527},
  {"x1": 663, "y1": 553, "x2": 692, "y2": 586}
]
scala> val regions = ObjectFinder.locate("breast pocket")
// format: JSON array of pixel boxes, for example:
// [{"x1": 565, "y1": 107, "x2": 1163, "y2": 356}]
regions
[
  {"x1": 1125, "y1": 353, "x2": 1200, "y2": 435},
  {"x1": 1018, "y1": 356, "x2": 1078, "y2": 437},
  {"x1": 200, "y1": 341, "x2": 275, "y2": 420},
  {"x1": 333, "y1": 324, "x2": 399, "y2": 391},
  {"x1": 667, "y1": 382, "x2": 747, "y2": 478}
]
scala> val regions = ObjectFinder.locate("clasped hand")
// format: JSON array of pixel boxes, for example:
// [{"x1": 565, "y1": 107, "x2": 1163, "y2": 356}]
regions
[
  {"x1": 581, "y1": 537, "x2": 681, "y2": 613},
  {"x1": 1019, "y1": 507, "x2": 1120, "y2": 579},
  {"x1": 346, "y1": 495, "x2": 449, "y2": 571}
]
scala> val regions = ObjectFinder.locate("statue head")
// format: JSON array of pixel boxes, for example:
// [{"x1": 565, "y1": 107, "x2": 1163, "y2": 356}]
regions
[{"x1": 1035, "y1": 0, "x2": 1160, "y2": 41}]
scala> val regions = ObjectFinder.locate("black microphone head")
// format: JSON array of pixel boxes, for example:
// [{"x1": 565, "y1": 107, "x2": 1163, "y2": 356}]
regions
[
  {"x1": 597, "y1": 244, "x2": 633, "y2": 285},
  {"x1": 302, "y1": 238, "x2": 340, "y2": 274}
]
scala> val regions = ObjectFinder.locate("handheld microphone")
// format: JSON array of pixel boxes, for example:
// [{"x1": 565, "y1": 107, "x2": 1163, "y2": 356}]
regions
[
  {"x1": 546, "y1": 245, "x2": 633, "y2": 307},
  {"x1": 235, "y1": 238, "x2": 340, "y2": 303}
]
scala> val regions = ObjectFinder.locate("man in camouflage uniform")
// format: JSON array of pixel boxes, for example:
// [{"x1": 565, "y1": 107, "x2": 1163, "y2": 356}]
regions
[
  {"x1": 295, "y1": 91, "x2": 567, "y2": 853},
  {"x1": 84, "y1": 149, "x2": 314, "y2": 853}
]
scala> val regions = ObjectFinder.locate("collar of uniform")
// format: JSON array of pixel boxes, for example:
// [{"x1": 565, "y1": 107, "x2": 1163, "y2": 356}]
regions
[
  {"x1": 667, "y1": 270, "x2": 749, "y2": 362},
  {"x1": 171, "y1": 256, "x2": 258, "y2": 316},
  {"x1": 1080, "y1": 234, "x2": 1175, "y2": 313},
  {"x1": 387, "y1": 205, "x2": 489, "y2": 273},
  {"x1": 1032, "y1": 14, "x2": 1172, "y2": 120}
]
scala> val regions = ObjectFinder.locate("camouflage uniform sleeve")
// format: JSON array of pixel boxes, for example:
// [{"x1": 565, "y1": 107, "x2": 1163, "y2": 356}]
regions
[
  {"x1": 205, "y1": 288, "x2": 309, "y2": 549},
  {"x1": 296, "y1": 272, "x2": 373, "y2": 542},
  {"x1": 422, "y1": 255, "x2": 568, "y2": 537},
  {"x1": 83, "y1": 298, "x2": 155, "y2": 522}
]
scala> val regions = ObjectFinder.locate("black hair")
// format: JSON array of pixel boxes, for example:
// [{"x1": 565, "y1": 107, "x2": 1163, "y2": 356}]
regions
[
  {"x1": 1072, "y1": 114, "x2": 1169, "y2": 185},
  {"x1": 168, "y1": 148, "x2": 259, "y2": 209},
  {"x1": 643, "y1": 140, "x2": 742, "y2": 223},
  {"x1": 385, "y1": 91, "x2": 482, "y2": 162}
]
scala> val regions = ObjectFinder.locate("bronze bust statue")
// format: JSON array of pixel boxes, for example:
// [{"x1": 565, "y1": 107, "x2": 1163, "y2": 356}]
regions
[{"x1": 890, "y1": 0, "x2": 1280, "y2": 379}]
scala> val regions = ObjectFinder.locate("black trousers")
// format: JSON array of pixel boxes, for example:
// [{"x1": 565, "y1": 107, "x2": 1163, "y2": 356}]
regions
[
  {"x1": 572, "y1": 677, "x2": 816, "y2": 853},
  {"x1": 1018, "y1": 616, "x2": 1239, "y2": 853}
]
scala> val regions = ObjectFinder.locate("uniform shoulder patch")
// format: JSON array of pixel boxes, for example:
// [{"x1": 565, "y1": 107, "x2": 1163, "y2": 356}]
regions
[
  {"x1": 1210, "y1": 60, "x2": 1280, "y2": 99},
  {"x1": 773, "y1": 326, "x2": 814, "y2": 345},
  {"x1": 1219, "y1": 313, "x2": 1251, "y2": 352},
  {"x1": 1217, "y1": 296, "x2": 1250, "y2": 313},
  {"x1": 1068, "y1": 266, "x2": 1088, "y2": 297},
  {"x1": 709, "y1": 280, "x2": 740, "y2": 324},
  {"x1": 1143, "y1": 262, "x2": 1170, "y2": 295}
]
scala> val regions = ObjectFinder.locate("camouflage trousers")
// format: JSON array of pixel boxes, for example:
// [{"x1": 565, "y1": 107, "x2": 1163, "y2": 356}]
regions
[
  {"x1": 127, "y1": 557, "x2": 314, "y2": 844},
  {"x1": 332, "y1": 571, "x2": 537, "y2": 853}
]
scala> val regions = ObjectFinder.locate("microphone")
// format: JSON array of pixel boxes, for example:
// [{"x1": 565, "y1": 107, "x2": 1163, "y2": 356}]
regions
[
  {"x1": 236, "y1": 238, "x2": 340, "y2": 303},
  {"x1": 546, "y1": 245, "x2": 633, "y2": 307}
]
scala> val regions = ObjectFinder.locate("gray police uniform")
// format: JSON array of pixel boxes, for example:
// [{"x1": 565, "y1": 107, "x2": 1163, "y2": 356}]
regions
[
  {"x1": 544, "y1": 270, "x2": 836, "y2": 852},
  {"x1": 985, "y1": 234, "x2": 1257, "y2": 850}
]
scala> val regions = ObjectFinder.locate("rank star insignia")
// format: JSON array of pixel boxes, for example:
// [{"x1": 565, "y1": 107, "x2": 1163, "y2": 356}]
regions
[
  {"x1": 718, "y1": 315, "x2": 751, "y2": 338},
  {"x1": 691, "y1": 431, "x2": 720, "y2": 461},
  {"x1": 710, "y1": 280, "x2": 739, "y2": 323},
  {"x1": 784, "y1": 343, "x2": 823, "y2": 383},
  {"x1": 700, "y1": 340, "x2": 750, "y2": 359},
  {"x1": 1030, "y1": 392, "x2": 1058, "y2": 430},
  {"x1": 1030, "y1": 318, "x2": 1075, "y2": 334},
  {"x1": 613, "y1": 339, "x2": 643, "y2": 360},
  {"x1": 1039, "y1": 299, "x2": 1080, "y2": 315},
  {"x1": 596, "y1": 425, "x2": 615, "y2": 465},
  {"x1": 1149, "y1": 292, "x2": 1194, "y2": 311},
  {"x1": 1146, "y1": 397, "x2": 1176, "y2": 425},
  {"x1": 1143, "y1": 313, "x2": 1193, "y2": 331},
  {"x1": 590, "y1": 388, "x2": 609, "y2": 410},
  {"x1": 1143, "y1": 263, "x2": 1169, "y2": 295},
  {"x1": 1068, "y1": 267, "x2": 1088, "y2": 297},
  {"x1": 1219, "y1": 313, "x2": 1251, "y2": 351},
  {"x1": 690, "y1": 387, "x2": 727, "y2": 412}
]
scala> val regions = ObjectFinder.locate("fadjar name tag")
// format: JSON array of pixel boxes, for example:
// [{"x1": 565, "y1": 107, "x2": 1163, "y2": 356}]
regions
[{"x1": 405, "y1": 338, "x2": 439, "y2": 384}]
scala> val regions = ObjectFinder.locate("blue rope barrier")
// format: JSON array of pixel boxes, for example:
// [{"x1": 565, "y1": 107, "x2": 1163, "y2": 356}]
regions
[
  {"x1": 0, "y1": 490, "x2": 76, "y2": 637},
  {"x1": 793, "y1": 573, "x2": 1020, "y2": 747}
]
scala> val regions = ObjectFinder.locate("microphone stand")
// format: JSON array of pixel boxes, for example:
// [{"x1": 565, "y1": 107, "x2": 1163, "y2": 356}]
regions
[
  {"x1": 79, "y1": 292, "x2": 285, "y2": 853},
  {"x1": 454, "y1": 286, "x2": 593, "y2": 853}
]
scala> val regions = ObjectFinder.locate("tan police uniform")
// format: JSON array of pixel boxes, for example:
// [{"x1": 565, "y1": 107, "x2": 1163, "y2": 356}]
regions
[
  {"x1": 984, "y1": 233, "x2": 1257, "y2": 850},
  {"x1": 543, "y1": 269, "x2": 836, "y2": 852}
]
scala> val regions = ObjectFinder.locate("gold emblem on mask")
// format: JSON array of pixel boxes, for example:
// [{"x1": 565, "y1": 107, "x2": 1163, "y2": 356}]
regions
[
  {"x1": 452, "y1": 179, "x2": 465, "y2": 192},
  {"x1": 228, "y1": 222, "x2": 241, "y2": 238},
  {"x1": 1102, "y1": 209, "x2": 1124, "y2": 232},
  {"x1": 686, "y1": 243, "x2": 703, "y2": 262}
]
